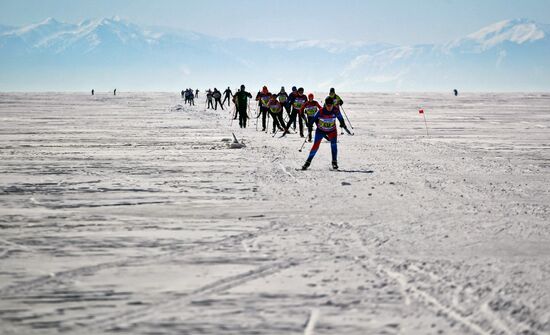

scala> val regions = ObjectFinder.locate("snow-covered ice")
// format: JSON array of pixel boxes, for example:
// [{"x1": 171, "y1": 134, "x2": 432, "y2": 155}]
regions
[{"x1": 0, "y1": 92, "x2": 549, "y2": 334}]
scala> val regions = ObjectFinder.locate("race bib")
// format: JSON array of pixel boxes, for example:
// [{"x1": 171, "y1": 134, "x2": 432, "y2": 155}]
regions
[
  {"x1": 261, "y1": 96, "x2": 270, "y2": 106},
  {"x1": 318, "y1": 117, "x2": 336, "y2": 130},
  {"x1": 304, "y1": 106, "x2": 318, "y2": 116},
  {"x1": 269, "y1": 104, "x2": 281, "y2": 113},
  {"x1": 293, "y1": 98, "x2": 306, "y2": 109},
  {"x1": 278, "y1": 95, "x2": 287, "y2": 103}
]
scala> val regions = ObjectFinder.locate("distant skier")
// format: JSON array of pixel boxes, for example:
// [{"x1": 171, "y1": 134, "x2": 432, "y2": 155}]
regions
[
  {"x1": 206, "y1": 90, "x2": 214, "y2": 109},
  {"x1": 454, "y1": 89, "x2": 458, "y2": 96},
  {"x1": 300, "y1": 93, "x2": 323, "y2": 142},
  {"x1": 222, "y1": 87, "x2": 233, "y2": 107},
  {"x1": 267, "y1": 94, "x2": 286, "y2": 134},
  {"x1": 277, "y1": 87, "x2": 291, "y2": 119},
  {"x1": 114, "y1": 89, "x2": 117, "y2": 96},
  {"x1": 232, "y1": 89, "x2": 240, "y2": 120},
  {"x1": 281, "y1": 87, "x2": 307, "y2": 137},
  {"x1": 234, "y1": 85, "x2": 252, "y2": 128},
  {"x1": 181, "y1": 90, "x2": 185, "y2": 98},
  {"x1": 91, "y1": 89, "x2": 94, "y2": 96},
  {"x1": 301, "y1": 96, "x2": 349, "y2": 170},
  {"x1": 255, "y1": 86, "x2": 271, "y2": 131},
  {"x1": 195, "y1": 89, "x2": 199, "y2": 98},
  {"x1": 213, "y1": 88, "x2": 224, "y2": 110},
  {"x1": 186, "y1": 89, "x2": 195, "y2": 106},
  {"x1": 288, "y1": 86, "x2": 298, "y2": 130}
]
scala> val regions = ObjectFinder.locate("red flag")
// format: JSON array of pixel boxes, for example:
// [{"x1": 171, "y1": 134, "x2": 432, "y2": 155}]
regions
[{"x1": 418, "y1": 109, "x2": 424, "y2": 114}]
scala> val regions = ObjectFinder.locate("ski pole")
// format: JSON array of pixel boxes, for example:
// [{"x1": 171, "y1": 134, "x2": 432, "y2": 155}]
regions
[
  {"x1": 298, "y1": 137, "x2": 308, "y2": 152},
  {"x1": 340, "y1": 106, "x2": 354, "y2": 129}
]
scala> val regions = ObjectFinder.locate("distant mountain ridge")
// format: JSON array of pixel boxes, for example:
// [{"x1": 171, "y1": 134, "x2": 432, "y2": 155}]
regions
[{"x1": 1, "y1": 17, "x2": 549, "y2": 91}]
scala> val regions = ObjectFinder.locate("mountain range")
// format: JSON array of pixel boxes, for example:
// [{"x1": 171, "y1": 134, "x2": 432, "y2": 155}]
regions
[{"x1": 1, "y1": 17, "x2": 549, "y2": 91}]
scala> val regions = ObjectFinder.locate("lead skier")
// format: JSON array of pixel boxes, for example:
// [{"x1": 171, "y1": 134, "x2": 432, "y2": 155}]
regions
[{"x1": 301, "y1": 96, "x2": 349, "y2": 170}]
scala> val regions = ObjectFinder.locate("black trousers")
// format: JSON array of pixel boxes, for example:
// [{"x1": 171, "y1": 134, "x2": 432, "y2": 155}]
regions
[
  {"x1": 260, "y1": 106, "x2": 269, "y2": 130},
  {"x1": 207, "y1": 99, "x2": 214, "y2": 109},
  {"x1": 238, "y1": 106, "x2": 248, "y2": 128},
  {"x1": 223, "y1": 95, "x2": 231, "y2": 106},
  {"x1": 269, "y1": 112, "x2": 285, "y2": 132},
  {"x1": 306, "y1": 115, "x2": 315, "y2": 140},
  {"x1": 285, "y1": 108, "x2": 306, "y2": 136},
  {"x1": 214, "y1": 99, "x2": 224, "y2": 110}
]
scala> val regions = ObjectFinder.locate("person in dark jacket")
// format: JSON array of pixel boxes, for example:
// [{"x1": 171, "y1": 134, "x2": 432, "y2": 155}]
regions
[{"x1": 234, "y1": 84, "x2": 253, "y2": 128}]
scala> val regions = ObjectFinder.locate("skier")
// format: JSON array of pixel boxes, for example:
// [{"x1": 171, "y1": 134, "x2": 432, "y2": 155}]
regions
[
  {"x1": 213, "y1": 88, "x2": 224, "y2": 110},
  {"x1": 187, "y1": 89, "x2": 195, "y2": 106},
  {"x1": 454, "y1": 89, "x2": 458, "y2": 96},
  {"x1": 114, "y1": 88, "x2": 117, "y2": 96},
  {"x1": 281, "y1": 87, "x2": 307, "y2": 137},
  {"x1": 255, "y1": 86, "x2": 271, "y2": 131},
  {"x1": 195, "y1": 89, "x2": 199, "y2": 98},
  {"x1": 288, "y1": 86, "x2": 298, "y2": 130},
  {"x1": 234, "y1": 85, "x2": 253, "y2": 128},
  {"x1": 277, "y1": 87, "x2": 291, "y2": 119},
  {"x1": 206, "y1": 90, "x2": 214, "y2": 109},
  {"x1": 300, "y1": 93, "x2": 323, "y2": 142},
  {"x1": 267, "y1": 94, "x2": 286, "y2": 134},
  {"x1": 232, "y1": 89, "x2": 240, "y2": 120},
  {"x1": 301, "y1": 96, "x2": 349, "y2": 170},
  {"x1": 222, "y1": 87, "x2": 233, "y2": 107},
  {"x1": 91, "y1": 89, "x2": 94, "y2": 96},
  {"x1": 327, "y1": 87, "x2": 343, "y2": 107},
  {"x1": 181, "y1": 90, "x2": 185, "y2": 99}
]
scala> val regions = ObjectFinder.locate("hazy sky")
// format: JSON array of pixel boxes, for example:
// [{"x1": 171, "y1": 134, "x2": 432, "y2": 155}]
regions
[{"x1": 1, "y1": 0, "x2": 550, "y2": 44}]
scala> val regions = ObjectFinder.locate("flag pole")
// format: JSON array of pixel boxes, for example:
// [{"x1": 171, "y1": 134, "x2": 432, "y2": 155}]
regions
[{"x1": 419, "y1": 109, "x2": 429, "y2": 136}]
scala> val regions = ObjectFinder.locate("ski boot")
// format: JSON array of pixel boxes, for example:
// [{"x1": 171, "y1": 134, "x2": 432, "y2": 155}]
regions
[
  {"x1": 302, "y1": 159, "x2": 311, "y2": 170},
  {"x1": 331, "y1": 160, "x2": 339, "y2": 170}
]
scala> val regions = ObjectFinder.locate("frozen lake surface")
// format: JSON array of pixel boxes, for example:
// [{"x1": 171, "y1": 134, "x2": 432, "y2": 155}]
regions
[{"x1": 0, "y1": 92, "x2": 549, "y2": 334}]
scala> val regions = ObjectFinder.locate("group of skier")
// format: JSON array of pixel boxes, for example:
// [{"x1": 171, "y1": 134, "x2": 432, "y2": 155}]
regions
[
  {"x1": 231, "y1": 85, "x2": 350, "y2": 170},
  {"x1": 181, "y1": 84, "x2": 350, "y2": 170},
  {"x1": 204, "y1": 88, "x2": 233, "y2": 110},
  {"x1": 181, "y1": 88, "x2": 196, "y2": 105}
]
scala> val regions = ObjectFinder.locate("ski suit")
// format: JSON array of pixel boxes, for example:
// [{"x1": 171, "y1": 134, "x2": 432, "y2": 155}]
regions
[
  {"x1": 300, "y1": 100, "x2": 323, "y2": 141},
  {"x1": 223, "y1": 88, "x2": 233, "y2": 106},
  {"x1": 327, "y1": 94, "x2": 344, "y2": 107},
  {"x1": 256, "y1": 91, "x2": 271, "y2": 131},
  {"x1": 267, "y1": 99, "x2": 285, "y2": 133},
  {"x1": 306, "y1": 107, "x2": 346, "y2": 164},
  {"x1": 234, "y1": 90, "x2": 252, "y2": 128},
  {"x1": 285, "y1": 93, "x2": 308, "y2": 136},
  {"x1": 277, "y1": 91, "x2": 291, "y2": 119},
  {"x1": 213, "y1": 90, "x2": 224, "y2": 110}
]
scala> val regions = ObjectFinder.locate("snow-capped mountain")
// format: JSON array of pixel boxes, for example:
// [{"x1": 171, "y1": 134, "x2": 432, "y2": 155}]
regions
[
  {"x1": 336, "y1": 19, "x2": 550, "y2": 91},
  {"x1": 1, "y1": 17, "x2": 549, "y2": 91}
]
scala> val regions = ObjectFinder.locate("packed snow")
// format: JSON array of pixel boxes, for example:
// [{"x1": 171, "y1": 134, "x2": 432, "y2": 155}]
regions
[{"x1": 0, "y1": 92, "x2": 549, "y2": 334}]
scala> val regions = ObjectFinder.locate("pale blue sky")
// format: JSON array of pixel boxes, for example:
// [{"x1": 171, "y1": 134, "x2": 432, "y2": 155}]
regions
[{"x1": 1, "y1": 0, "x2": 550, "y2": 44}]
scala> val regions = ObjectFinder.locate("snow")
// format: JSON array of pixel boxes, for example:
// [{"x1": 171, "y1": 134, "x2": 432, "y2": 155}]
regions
[{"x1": 0, "y1": 92, "x2": 549, "y2": 334}]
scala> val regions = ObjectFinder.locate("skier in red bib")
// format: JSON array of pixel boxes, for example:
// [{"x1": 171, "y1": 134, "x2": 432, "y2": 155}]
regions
[
  {"x1": 267, "y1": 94, "x2": 286, "y2": 133},
  {"x1": 299, "y1": 93, "x2": 323, "y2": 142}
]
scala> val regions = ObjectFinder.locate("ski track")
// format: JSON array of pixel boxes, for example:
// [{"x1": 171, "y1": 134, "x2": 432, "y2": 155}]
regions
[
  {"x1": 1, "y1": 92, "x2": 549, "y2": 334},
  {"x1": 82, "y1": 257, "x2": 303, "y2": 332},
  {"x1": 0, "y1": 221, "x2": 283, "y2": 297}
]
